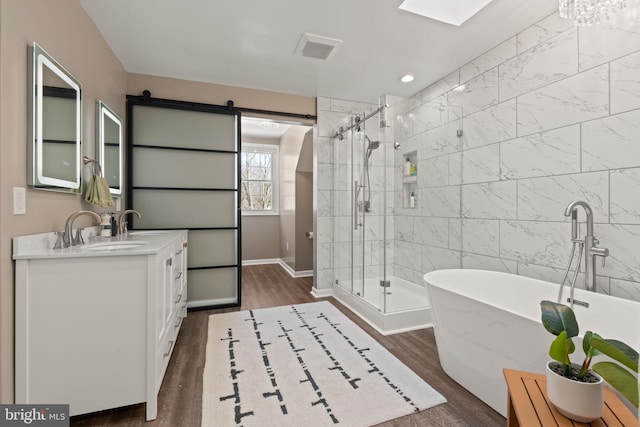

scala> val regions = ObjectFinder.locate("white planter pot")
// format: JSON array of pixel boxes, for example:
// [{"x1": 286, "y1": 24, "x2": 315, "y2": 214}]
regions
[{"x1": 546, "y1": 361, "x2": 604, "y2": 423}]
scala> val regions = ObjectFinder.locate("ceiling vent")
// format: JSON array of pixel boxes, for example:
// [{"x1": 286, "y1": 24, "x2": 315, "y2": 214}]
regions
[{"x1": 295, "y1": 33, "x2": 342, "y2": 60}]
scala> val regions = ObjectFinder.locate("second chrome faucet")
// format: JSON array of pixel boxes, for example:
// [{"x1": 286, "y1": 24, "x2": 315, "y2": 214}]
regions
[
  {"x1": 58, "y1": 209, "x2": 143, "y2": 249},
  {"x1": 117, "y1": 210, "x2": 142, "y2": 234}
]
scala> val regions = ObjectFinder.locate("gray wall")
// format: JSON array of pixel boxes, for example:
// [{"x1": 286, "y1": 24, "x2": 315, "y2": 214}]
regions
[
  {"x1": 0, "y1": 0, "x2": 129, "y2": 401},
  {"x1": 241, "y1": 129, "x2": 313, "y2": 270},
  {"x1": 241, "y1": 137, "x2": 280, "y2": 261},
  {"x1": 279, "y1": 126, "x2": 310, "y2": 269},
  {"x1": 315, "y1": 9, "x2": 640, "y2": 304},
  {"x1": 294, "y1": 131, "x2": 314, "y2": 271},
  {"x1": 242, "y1": 215, "x2": 280, "y2": 260}
]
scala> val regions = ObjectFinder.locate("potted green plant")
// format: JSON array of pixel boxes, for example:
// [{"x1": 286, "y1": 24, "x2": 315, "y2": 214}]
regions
[{"x1": 540, "y1": 300, "x2": 638, "y2": 422}]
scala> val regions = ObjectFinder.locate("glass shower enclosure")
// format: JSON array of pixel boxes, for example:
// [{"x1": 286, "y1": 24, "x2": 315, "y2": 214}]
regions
[{"x1": 332, "y1": 101, "x2": 394, "y2": 313}]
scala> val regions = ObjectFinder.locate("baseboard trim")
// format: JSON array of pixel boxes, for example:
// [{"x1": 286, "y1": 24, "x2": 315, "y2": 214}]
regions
[
  {"x1": 187, "y1": 296, "x2": 237, "y2": 309},
  {"x1": 277, "y1": 260, "x2": 313, "y2": 278},
  {"x1": 242, "y1": 258, "x2": 280, "y2": 266},
  {"x1": 310, "y1": 288, "x2": 333, "y2": 298},
  {"x1": 241, "y1": 258, "x2": 313, "y2": 278}
]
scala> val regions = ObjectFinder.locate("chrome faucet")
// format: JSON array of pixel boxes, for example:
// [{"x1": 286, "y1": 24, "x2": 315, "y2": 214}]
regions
[
  {"x1": 563, "y1": 200, "x2": 609, "y2": 293},
  {"x1": 117, "y1": 210, "x2": 142, "y2": 234},
  {"x1": 63, "y1": 210, "x2": 101, "y2": 247}
]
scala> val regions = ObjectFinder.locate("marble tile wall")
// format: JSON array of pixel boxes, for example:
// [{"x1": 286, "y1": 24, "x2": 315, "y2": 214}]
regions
[
  {"x1": 315, "y1": 9, "x2": 640, "y2": 304},
  {"x1": 389, "y1": 10, "x2": 640, "y2": 303}
]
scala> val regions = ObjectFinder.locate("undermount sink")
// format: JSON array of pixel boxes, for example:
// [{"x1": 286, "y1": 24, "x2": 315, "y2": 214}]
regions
[
  {"x1": 85, "y1": 241, "x2": 149, "y2": 251},
  {"x1": 127, "y1": 231, "x2": 169, "y2": 236}
]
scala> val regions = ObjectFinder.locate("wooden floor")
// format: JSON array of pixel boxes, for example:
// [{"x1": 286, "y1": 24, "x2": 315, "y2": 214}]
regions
[{"x1": 72, "y1": 264, "x2": 505, "y2": 426}]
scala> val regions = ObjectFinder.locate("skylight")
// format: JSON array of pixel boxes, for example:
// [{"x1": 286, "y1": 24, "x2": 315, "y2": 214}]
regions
[{"x1": 398, "y1": 0, "x2": 495, "y2": 26}]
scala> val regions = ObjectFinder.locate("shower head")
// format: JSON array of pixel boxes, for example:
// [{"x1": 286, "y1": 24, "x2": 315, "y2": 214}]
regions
[{"x1": 365, "y1": 135, "x2": 380, "y2": 151}]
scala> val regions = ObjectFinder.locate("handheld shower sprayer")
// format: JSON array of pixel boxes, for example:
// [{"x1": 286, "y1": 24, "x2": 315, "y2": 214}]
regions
[
  {"x1": 360, "y1": 135, "x2": 381, "y2": 214},
  {"x1": 570, "y1": 209, "x2": 578, "y2": 241},
  {"x1": 364, "y1": 135, "x2": 380, "y2": 152},
  {"x1": 564, "y1": 200, "x2": 593, "y2": 238}
]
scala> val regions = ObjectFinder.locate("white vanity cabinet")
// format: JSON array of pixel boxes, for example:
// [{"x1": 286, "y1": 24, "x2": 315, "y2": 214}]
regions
[
  {"x1": 153, "y1": 236, "x2": 188, "y2": 393},
  {"x1": 14, "y1": 230, "x2": 188, "y2": 421}
]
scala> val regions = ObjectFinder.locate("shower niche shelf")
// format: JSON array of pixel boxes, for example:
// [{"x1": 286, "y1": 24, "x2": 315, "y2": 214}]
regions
[
  {"x1": 402, "y1": 150, "x2": 418, "y2": 209},
  {"x1": 403, "y1": 184, "x2": 418, "y2": 209}
]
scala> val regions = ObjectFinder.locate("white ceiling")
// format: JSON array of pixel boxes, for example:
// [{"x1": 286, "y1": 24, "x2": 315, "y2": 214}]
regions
[{"x1": 80, "y1": 0, "x2": 558, "y2": 104}]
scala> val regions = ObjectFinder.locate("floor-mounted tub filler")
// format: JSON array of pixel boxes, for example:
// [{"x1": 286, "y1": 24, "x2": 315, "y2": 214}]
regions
[{"x1": 423, "y1": 269, "x2": 640, "y2": 417}]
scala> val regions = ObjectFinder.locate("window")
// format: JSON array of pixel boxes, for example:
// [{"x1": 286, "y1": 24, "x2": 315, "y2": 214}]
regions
[{"x1": 241, "y1": 143, "x2": 279, "y2": 215}]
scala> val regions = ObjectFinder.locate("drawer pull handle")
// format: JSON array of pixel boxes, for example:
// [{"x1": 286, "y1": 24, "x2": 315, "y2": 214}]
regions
[
  {"x1": 175, "y1": 317, "x2": 182, "y2": 328},
  {"x1": 166, "y1": 258, "x2": 173, "y2": 267},
  {"x1": 183, "y1": 242, "x2": 188, "y2": 248},
  {"x1": 175, "y1": 249, "x2": 183, "y2": 255},
  {"x1": 175, "y1": 271, "x2": 183, "y2": 280},
  {"x1": 163, "y1": 340, "x2": 174, "y2": 357},
  {"x1": 174, "y1": 293, "x2": 182, "y2": 304}
]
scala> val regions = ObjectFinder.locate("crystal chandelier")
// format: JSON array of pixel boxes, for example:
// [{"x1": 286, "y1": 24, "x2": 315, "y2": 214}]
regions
[{"x1": 559, "y1": 0, "x2": 627, "y2": 25}]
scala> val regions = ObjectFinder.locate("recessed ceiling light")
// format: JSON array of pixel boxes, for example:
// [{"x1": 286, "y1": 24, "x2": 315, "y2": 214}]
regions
[
  {"x1": 259, "y1": 120, "x2": 280, "y2": 130},
  {"x1": 400, "y1": 74, "x2": 415, "y2": 83},
  {"x1": 398, "y1": 0, "x2": 495, "y2": 26}
]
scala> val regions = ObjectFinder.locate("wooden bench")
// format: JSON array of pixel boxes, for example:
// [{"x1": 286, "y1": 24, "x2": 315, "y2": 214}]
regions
[{"x1": 503, "y1": 368, "x2": 639, "y2": 427}]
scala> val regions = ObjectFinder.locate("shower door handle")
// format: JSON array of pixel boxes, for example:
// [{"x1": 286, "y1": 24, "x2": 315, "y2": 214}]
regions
[{"x1": 354, "y1": 180, "x2": 362, "y2": 230}]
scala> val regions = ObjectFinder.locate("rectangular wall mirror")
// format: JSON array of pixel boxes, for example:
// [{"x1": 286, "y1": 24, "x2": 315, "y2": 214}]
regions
[
  {"x1": 97, "y1": 101, "x2": 123, "y2": 196},
  {"x1": 27, "y1": 42, "x2": 82, "y2": 193}
]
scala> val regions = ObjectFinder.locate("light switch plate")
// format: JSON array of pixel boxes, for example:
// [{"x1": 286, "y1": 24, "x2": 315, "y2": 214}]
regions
[{"x1": 13, "y1": 187, "x2": 26, "y2": 215}]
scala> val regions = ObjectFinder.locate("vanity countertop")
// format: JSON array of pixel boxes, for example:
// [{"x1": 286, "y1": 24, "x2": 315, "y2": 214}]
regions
[{"x1": 13, "y1": 229, "x2": 188, "y2": 260}]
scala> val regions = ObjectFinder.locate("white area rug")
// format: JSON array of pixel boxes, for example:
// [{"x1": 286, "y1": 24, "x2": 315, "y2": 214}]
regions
[{"x1": 202, "y1": 301, "x2": 446, "y2": 427}]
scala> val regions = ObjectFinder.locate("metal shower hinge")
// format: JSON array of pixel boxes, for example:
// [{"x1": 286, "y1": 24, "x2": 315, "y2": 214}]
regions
[{"x1": 380, "y1": 280, "x2": 391, "y2": 288}]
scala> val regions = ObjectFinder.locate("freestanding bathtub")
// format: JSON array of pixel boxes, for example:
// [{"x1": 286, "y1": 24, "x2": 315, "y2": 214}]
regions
[{"x1": 423, "y1": 269, "x2": 640, "y2": 417}]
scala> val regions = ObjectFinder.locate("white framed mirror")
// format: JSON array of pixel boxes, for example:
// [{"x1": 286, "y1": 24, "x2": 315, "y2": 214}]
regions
[
  {"x1": 97, "y1": 101, "x2": 123, "y2": 197},
  {"x1": 27, "y1": 42, "x2": 82, "y2": 193}
]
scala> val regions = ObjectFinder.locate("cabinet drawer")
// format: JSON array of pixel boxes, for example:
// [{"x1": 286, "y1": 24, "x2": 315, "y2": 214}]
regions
[
  {"x1": 179, "y1": 289, "x2": 188, "y2": 319},
  {"x1": 156, "y1": 306, "x2": 184, "y2": 387},
  {"x1": 173, "y1": 283, "x2": 185, "y2": 307},
  {"x1": 171, "y1": 310, "x2": 184, "y2": 346},
  {"x1": 155, "y1": 329, "x2": 175, "y2": 392}
]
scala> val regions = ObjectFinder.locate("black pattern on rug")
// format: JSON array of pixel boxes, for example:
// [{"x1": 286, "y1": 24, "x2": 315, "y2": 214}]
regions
[
  {"x1": 204, "y1": 301, "x2": 446, "y2": 427},
  {"x1": 315, "y1": 310, "x2": 421, "y2": 413}
]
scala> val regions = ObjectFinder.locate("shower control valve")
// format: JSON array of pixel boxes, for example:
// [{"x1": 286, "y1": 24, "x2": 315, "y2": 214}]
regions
[
  {"x1": 592, "y1": 246, "x2": 609, "y2": 268},
  {"x1": 591, "y1": 246, "x2": 609, "y2": 257}
]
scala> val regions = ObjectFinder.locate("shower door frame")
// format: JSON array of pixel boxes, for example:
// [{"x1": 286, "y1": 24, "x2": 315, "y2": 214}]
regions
[{"x1": 337, "y1": 105, "x2": 389, "y2": 313}]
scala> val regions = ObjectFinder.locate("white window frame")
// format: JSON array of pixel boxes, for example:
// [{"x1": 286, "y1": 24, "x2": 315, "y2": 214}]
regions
[{"x1": 241, "y1": 143, "x2": 279, "y2": 216}]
